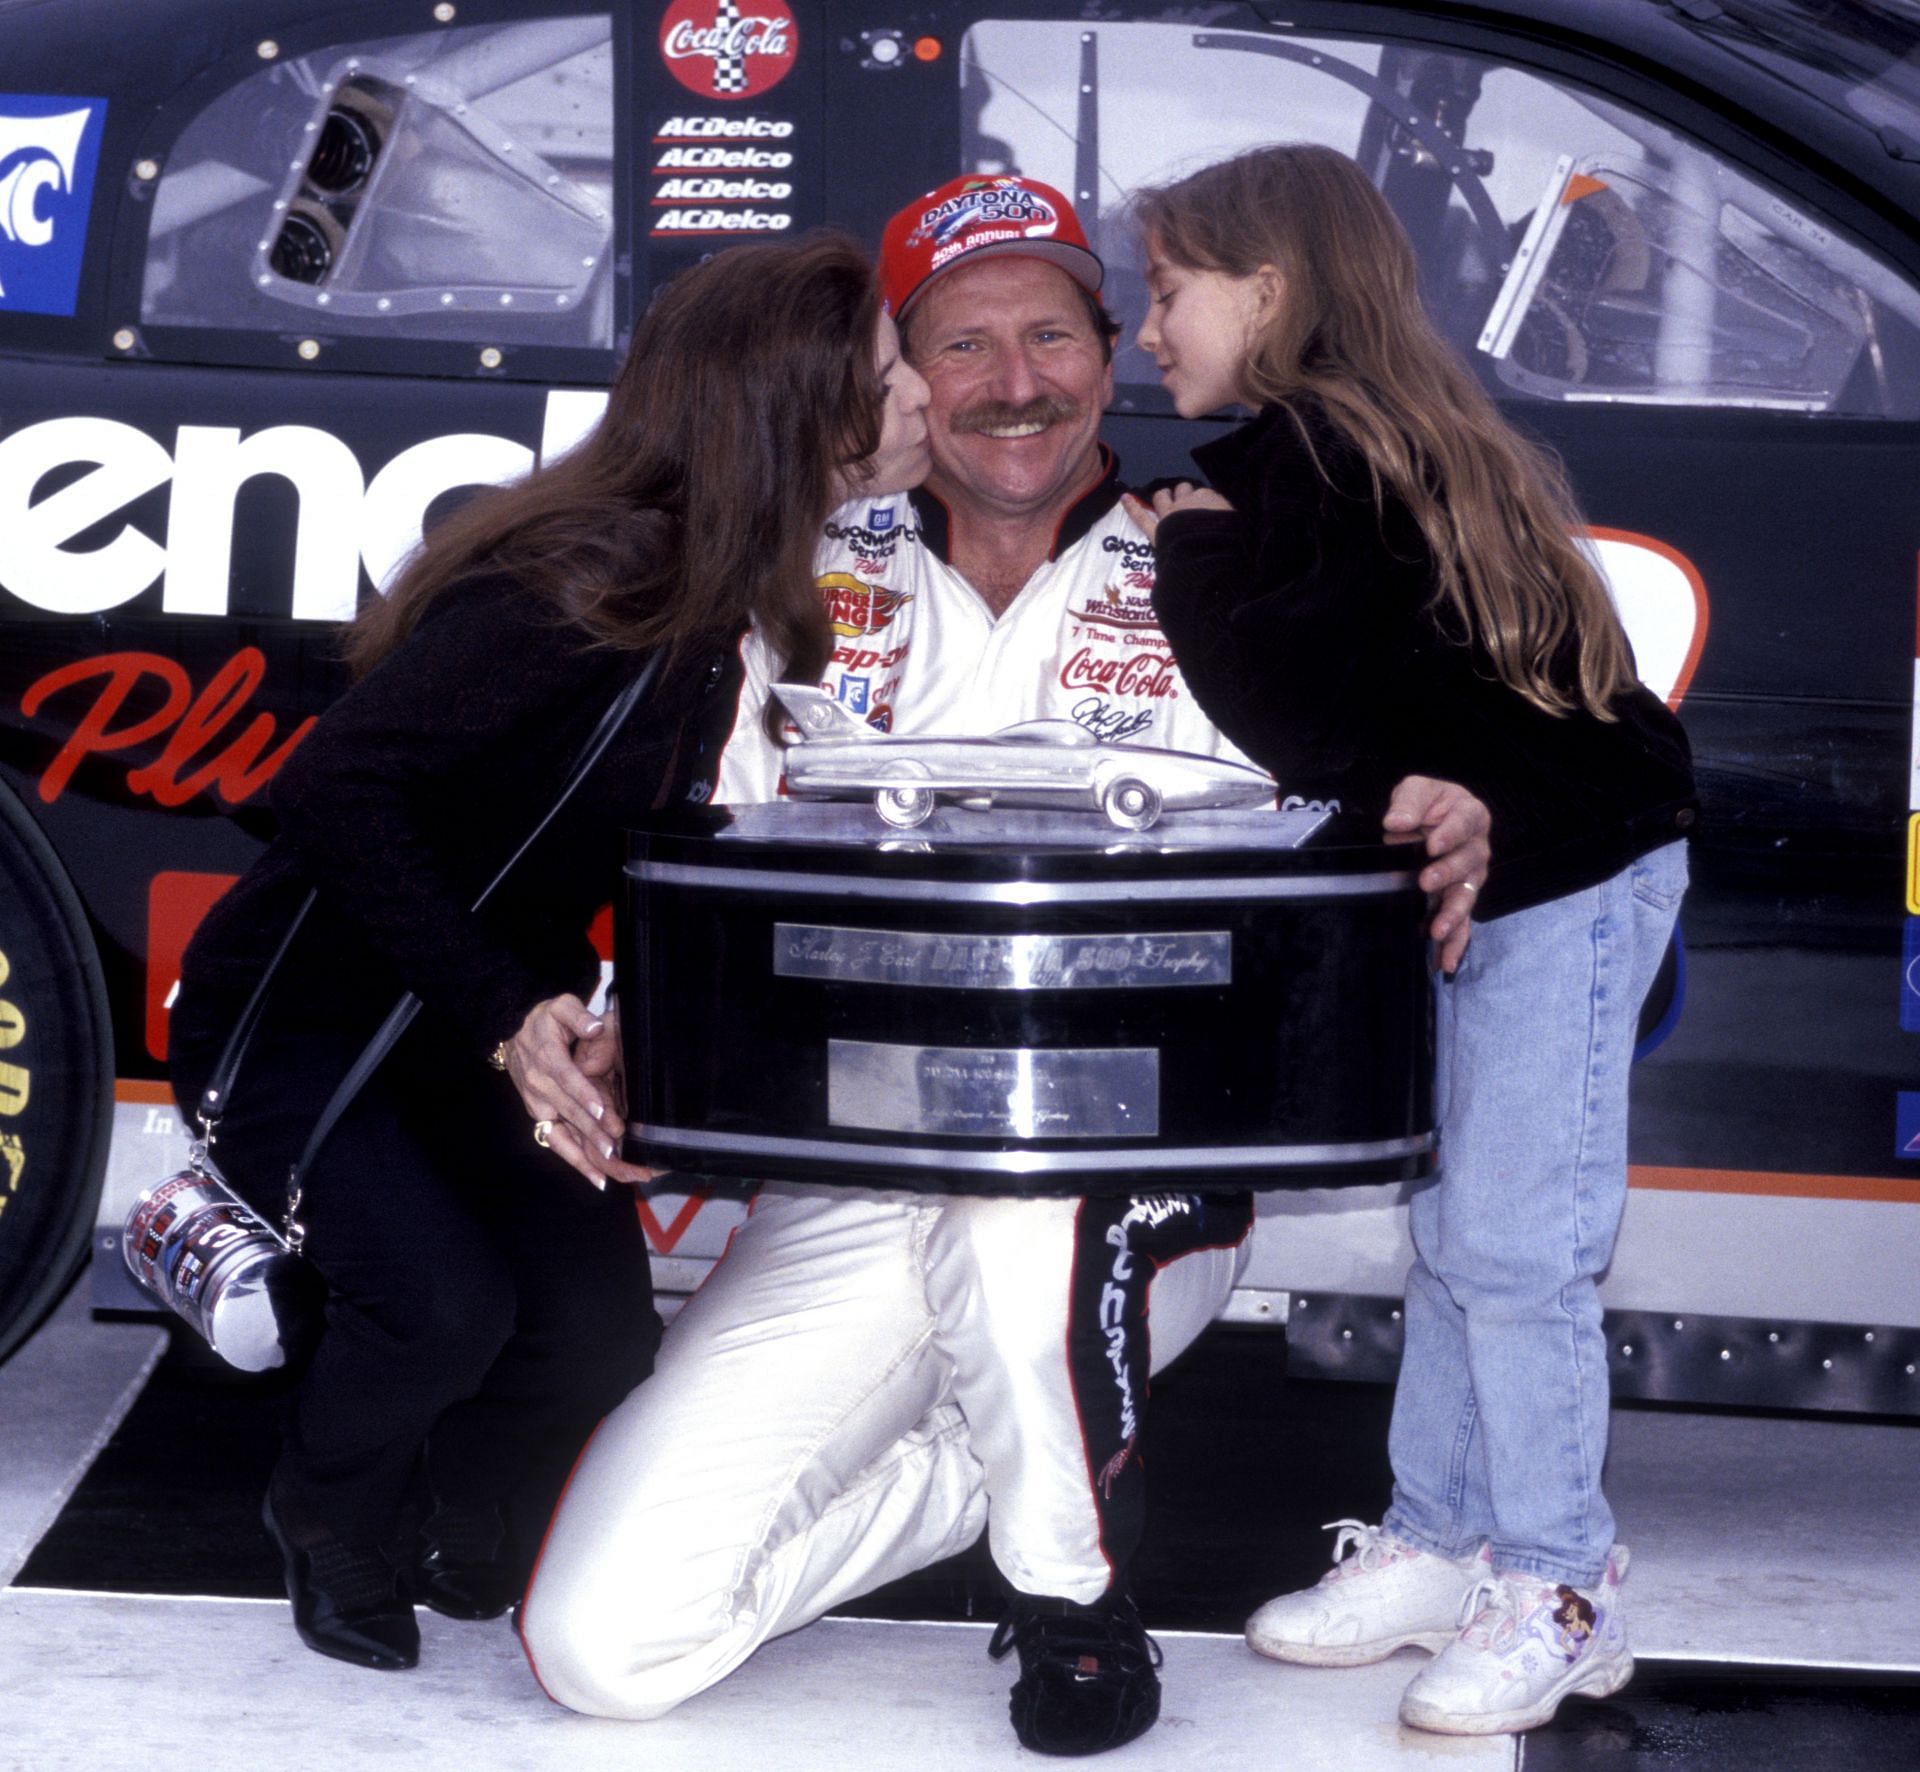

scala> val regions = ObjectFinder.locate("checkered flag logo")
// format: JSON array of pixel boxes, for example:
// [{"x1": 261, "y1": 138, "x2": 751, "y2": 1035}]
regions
[{"x1": 712, "y1": 0, "x2": 747, "y2": 93}]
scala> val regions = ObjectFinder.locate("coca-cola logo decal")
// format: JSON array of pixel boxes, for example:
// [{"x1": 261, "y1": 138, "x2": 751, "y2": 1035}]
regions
[
  {"x1": 1059, "y1": 647, "x2": 1180, "y2": 700},
  {"x1": 660, "y1": 0, "x2": 798, "y2": 101}
]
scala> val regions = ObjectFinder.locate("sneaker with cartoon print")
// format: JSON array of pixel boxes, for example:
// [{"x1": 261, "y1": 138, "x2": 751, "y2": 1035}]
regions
[{"x1": 1398, "y1": 1545, "x2": 1632, "y2": 1735}]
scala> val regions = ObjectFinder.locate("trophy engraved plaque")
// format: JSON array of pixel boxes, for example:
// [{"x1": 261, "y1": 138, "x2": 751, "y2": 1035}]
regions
[
  {"x1": 774, "y1": 926, "x2": 1234, "y2": 991},
  {"x1": 621, "y1": 802, "x2": 1436, "y2": 1196},
  {"x1": 826, "y1": 1038, "x2": 1162, "y2": 1138}
]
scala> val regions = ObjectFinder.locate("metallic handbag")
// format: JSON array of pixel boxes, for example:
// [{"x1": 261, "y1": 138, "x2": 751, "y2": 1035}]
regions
[
  {"x1": 123, "y1": 1153, "x2": 318, "y2": 1373},
  {"x1": 122, "y1": 650, "x2": 664, "y2": 1370}
]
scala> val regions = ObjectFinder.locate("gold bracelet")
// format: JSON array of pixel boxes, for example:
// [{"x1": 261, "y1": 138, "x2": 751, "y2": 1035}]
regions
[{"x1": 487, "y1": 1041, "x2": 511, "y2": 1072}]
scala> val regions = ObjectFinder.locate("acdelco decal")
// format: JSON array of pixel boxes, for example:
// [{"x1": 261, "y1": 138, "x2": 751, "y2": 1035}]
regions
[
  {"x1": 654, "y1": 116, "x2": 794, "y2": 138},
  {"x1": 653, "y1": 146, "x2": 792, "y2": 169},
  {"x1": 0, "y1": 946, "x2": 25, "y2": 1218},
  {"x1": 659, "y1": 2, "x2": 797, "y2": 102},
  {"x1": 653, "y1": 178, "x2": 792, "y2": 202},
  {"x1": 1060, "y1": 649, "x2": 1179, "y2": 699},
  {"x1": 818, "y1": 571, "x2": 910, "y2": 638},
  {"x1": 652, "y1": 209, "x2": 791, "y2": 234}
]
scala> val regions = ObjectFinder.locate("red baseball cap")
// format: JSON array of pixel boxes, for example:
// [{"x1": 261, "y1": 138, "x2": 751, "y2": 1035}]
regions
[{"x1": 879, "y1": 173, "x2": 1104, "y2": 318}]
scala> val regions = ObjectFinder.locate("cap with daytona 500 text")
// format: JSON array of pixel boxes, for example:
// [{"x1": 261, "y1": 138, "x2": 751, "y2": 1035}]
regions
[{"x1": 879, "y1": 173, "x2": 1104, "y2": 318}]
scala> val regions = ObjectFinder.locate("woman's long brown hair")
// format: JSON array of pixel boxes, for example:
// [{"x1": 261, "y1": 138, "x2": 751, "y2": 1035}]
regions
[
  {"x1": 1135, "y1": 146, "x2": 1636, "y2": 719},
  {"x1": 344, "y1": 231, "x2": 882, "y2": 687}
]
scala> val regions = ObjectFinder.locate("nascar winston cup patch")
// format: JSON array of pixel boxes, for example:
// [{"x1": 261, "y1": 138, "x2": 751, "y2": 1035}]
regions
[{"x1": 0, "y1": 95, "x2": 106, "y2": 316}]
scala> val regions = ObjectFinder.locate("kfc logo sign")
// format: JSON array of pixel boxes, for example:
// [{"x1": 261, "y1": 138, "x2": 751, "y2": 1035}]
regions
[
  {"x1": 659, "y1": 0, "x2": 797, "y2": 101},
  {"x1": 1060, "y1": 648, "x2": 1180, "y2": 700}
]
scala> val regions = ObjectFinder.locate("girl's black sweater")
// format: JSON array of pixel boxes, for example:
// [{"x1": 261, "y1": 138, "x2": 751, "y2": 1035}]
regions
[{"x1": 1151, "y1": 400, "x2": 1696, "y2": 919}]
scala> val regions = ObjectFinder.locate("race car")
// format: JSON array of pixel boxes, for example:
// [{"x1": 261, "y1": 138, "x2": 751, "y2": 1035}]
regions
[
  {"x1": 2, "y1": 0, "x2": 1918, "y2": 1408},
  {"x1": 772, "y1": 684, "x2": 1279, "y2": 830}
]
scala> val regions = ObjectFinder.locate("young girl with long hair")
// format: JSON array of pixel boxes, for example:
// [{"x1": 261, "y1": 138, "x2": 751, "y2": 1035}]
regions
[
  {"x1": 169, "y1": 233, "x2": 929, "y2": 1674},
  {"x1": 1124, "y1": 144, "x2": 1695, "y2": 1737}
]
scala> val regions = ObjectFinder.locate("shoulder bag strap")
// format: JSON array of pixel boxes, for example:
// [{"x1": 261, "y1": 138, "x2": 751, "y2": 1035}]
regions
[{"x1": 198, "y1": 648, "x2": 667, "y2": 1247}]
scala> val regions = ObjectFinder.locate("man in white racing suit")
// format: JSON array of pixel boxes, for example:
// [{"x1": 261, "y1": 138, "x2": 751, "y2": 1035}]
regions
[{"x1": 521, "y1": 175, "x2": 1488, "y2": 1757}]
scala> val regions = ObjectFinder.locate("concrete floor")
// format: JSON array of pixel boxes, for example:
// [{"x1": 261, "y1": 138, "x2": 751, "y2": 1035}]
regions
[{"x1": 1, "y1": 1278, "x2": 1914, "y2": 1771}]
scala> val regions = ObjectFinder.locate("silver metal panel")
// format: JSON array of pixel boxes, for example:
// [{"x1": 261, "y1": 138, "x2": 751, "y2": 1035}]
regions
[
  {"x1": 773, "y1": 924, "x2": 1232, "y2": 991},
  {"x1": 826, "y1": 1039, "x2": 1160, "y2": 1138},
  {"x1": 638, "y1": 858, "x2": 1415, "y2": 904},
  {"x1": 629, "y1": 1122, "x2": 1435, "y2": 1173}
]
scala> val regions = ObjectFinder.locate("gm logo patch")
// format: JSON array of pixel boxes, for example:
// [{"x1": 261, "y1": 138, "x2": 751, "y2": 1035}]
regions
[{"x1": 0, "y1": 96, "x2": 107, "y2": 316}]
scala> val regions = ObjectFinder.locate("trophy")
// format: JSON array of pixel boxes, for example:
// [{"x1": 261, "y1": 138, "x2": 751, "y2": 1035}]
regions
[{"x1": 621, "y1": 701, "x2": 1434, "y2": 1196}]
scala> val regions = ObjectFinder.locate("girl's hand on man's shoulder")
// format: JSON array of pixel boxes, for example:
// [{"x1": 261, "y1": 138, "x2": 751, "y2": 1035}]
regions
[{"x1": 1121, "y1": 483, "x2": 1235, "y2": 541}]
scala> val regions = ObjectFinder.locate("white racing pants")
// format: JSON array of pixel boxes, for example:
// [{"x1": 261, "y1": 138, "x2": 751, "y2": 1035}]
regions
[{"x1": 519, "y1": 1182, "x2": 1252, "y2": 1720}]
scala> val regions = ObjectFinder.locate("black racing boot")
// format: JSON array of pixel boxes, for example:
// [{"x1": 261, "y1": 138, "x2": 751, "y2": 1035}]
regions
[{"x1": 988, "y1": 1585, "x2": 1163, "y2": 1755}]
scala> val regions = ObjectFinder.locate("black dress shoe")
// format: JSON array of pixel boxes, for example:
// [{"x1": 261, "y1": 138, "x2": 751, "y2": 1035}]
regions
[
  {"x1": 262, "y1": 1490, "x2": 419, "y2": 1671},
  {"x1": 415, "y1": 1500, "x2": 522, "y2": 1622}
]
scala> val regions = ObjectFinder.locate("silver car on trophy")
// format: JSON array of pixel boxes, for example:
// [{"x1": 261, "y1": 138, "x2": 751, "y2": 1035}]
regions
[{"x1": 772, "y1": 684, "x2": 1279, "y2": 831}]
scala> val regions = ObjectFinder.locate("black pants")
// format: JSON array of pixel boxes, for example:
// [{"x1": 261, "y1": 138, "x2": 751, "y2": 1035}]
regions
[{"x1": 171, "y1": 982, "x2": 661, "y2": 1555}]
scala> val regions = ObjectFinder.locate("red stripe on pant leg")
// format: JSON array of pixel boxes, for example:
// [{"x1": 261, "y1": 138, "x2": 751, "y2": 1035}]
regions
[{"x1": 518, "y1": 1413, "x2": 611, "y2": 1705}]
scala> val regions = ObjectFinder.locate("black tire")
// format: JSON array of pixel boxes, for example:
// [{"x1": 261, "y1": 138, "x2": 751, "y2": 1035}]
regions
[{"x1": 0, "y1": 782, "x2": 113, "y2": 1366}]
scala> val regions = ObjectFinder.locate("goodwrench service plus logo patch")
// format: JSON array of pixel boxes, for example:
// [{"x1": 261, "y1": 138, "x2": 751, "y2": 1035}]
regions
[{"x1": 0, "y1": 97, "x2": 106, "y2": 316}]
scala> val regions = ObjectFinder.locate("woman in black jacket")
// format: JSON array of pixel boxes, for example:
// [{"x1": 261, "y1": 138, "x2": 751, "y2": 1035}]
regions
[
  {"x1": 1125, "y1": 146, "x2": 1694, "y2": 1738},
  {"x1": 169, "y1": 233, "x2": 931, "y2": 1671}
]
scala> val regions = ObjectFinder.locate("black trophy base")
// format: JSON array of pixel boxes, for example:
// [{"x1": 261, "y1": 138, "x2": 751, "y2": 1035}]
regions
[{"x1": 620, "y1": 805, "x2": 1435, "y2": 1196}]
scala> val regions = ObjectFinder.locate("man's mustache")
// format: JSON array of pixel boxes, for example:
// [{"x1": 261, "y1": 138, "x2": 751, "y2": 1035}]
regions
[{"x1": 948, "y1": 395, "x2": 1081, "y2": 435}]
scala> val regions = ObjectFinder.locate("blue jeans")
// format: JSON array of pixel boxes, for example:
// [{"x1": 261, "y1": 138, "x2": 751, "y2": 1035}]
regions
[{"x1": 1381, "y1": 841, "x2": 1688, "y2": 1589}]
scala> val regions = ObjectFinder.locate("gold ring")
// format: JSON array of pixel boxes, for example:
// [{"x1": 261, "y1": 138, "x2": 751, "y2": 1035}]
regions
[{"x1": 532, "y1": 1119, "x2": 554, "y2": 1148}]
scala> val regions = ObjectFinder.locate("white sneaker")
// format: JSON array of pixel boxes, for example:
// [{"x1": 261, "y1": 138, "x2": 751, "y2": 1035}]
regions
[
  {"x1": 1244, "y1": 1520, "x2": 1490, "y2": 1668},
  {"x1": 1399, "y1": 1545, "x2": 1633, "y2": 1735}
]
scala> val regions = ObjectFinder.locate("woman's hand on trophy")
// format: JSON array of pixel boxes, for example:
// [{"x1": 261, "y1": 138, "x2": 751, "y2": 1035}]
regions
[
  {"x1": 572, "y1": 1000, "x2": 663, "y2": 1187},
  {"x1": 1382, "y1": 775, "x2": 1489, "y2": 976},
  {"x1": 504, "y1": 993, "x2": 629, "y2": 1190}
]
